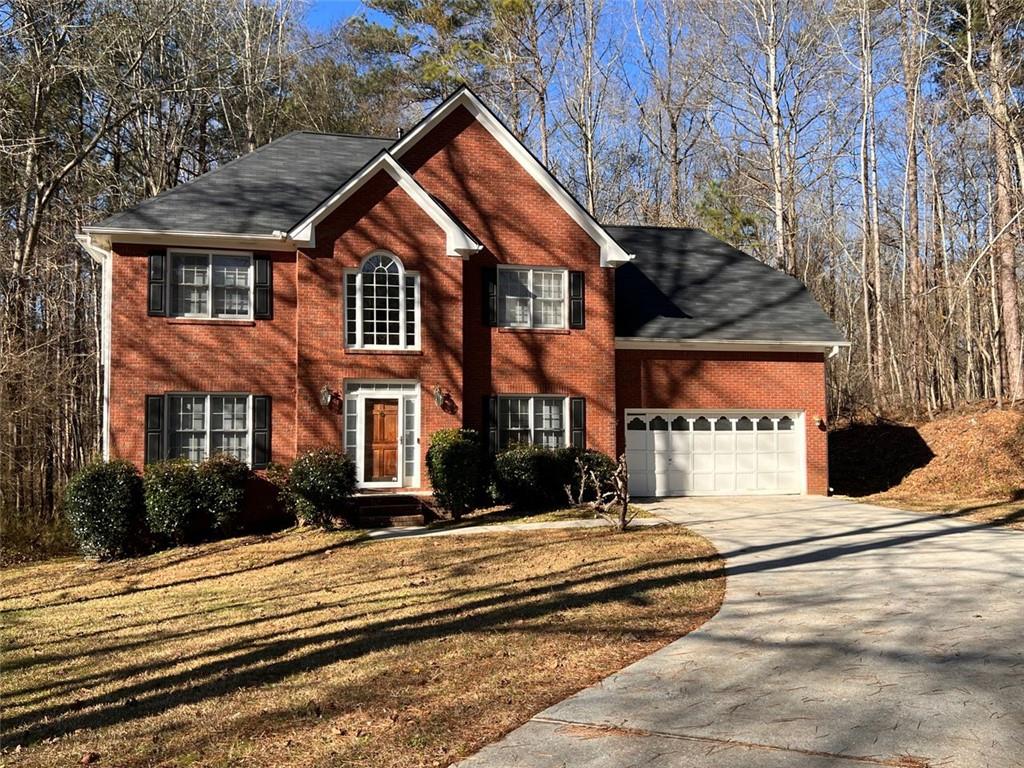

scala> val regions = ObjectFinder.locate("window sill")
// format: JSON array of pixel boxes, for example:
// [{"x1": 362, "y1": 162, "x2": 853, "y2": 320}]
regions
[
  {"x1": 497, "y1": 327, "x2": 571, "y2": 335},
  {"x1": 167, "y1": 318, "x2": 256, "y2": 326},
  {"x1": 344, "y1": 348, "x2": 424, "y2": 356}
]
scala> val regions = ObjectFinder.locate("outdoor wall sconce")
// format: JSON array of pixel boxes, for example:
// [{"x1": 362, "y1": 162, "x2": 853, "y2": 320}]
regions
[
  {"x1": 813, "y1": 414, "x2": 826, "y2": 429},
  {"x1": 432, "y1": 385, "x2": 458, "y2": 415},
  {"x1": 320, "y1": 384, "x2": 342, "y2": 413}
]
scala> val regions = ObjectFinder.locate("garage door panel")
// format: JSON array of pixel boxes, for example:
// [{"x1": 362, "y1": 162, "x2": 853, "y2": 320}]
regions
[
  {"x1": 736, "y1": 472, "x2": 756, "y2": 491},
  {"x1": 715, "y1": 454, "x2": 735, "y2": 473},
  {"x1": 736, "y1": 434, "x2": 755, "y2": 452},
  {"x1": 756, "y1": 433, "x2": 775, "y2": 452},
  {"x1": 693, "y1": 433, "x2": 714, "y2": 452},
  {"x1": 692, "y1": 452, "x2": 714, "y2": 472},
  {"x1": 778, "y1": 451, "x2": 799, "y2": 471},
  {"x1": 653, "y1": 452, "x2": 671, "y2": 473},
  {"x1": 691, "y1": 472, "x2": 715, "y2": 492},
  {"x1": 736, "y1": 452, "x2": 755, "y2": 473}
]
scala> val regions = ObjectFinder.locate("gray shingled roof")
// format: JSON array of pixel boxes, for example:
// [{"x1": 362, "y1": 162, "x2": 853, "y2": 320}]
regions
[
  {"x1": 607, "y1": 225, "x2": 846, "y2": 344},
  {"x1": 95, "y1": 132, "x2": 394, "y2": 234}
]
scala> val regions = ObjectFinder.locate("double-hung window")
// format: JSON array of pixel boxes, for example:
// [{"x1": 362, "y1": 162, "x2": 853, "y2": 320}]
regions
[
  {"x1": 169, "y1": 251, "x2": 253, "y2": 319},
  {"x1": 344, "y1": 252, "x2": 419, "y2": 349},
  {"x1": 497, "y1": 395, "x2": 568, "y2": 449},
  {"x1": 497, "y1": 267, "x2": 567, "y2": 329},
  {"x1": 167, "y1": 394, "x2": 250, "y2": 463}
]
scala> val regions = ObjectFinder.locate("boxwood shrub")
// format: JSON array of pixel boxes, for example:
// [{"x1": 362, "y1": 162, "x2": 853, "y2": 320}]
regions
[
  {"x1": 198, "y1": 453, "x2": 251, "y2": 535},
  {"x1": 284, "y1": 450, "x2": 357, "y2": 528},
  {"x1": 427, "y1": 428, "x2": 483, "y2": 520},
  {"x1": 144, "y1": 460, "x2": 207, "y2": 545},
  {"x1": 494, "y1": 446, "x2": 617, "y2": 509},
  {"x1": 493, "y1": 444, "x2": 573, "y2": 509},
  {"x1": 63, "y1": 460, "x2": 146, "y2": 559}
]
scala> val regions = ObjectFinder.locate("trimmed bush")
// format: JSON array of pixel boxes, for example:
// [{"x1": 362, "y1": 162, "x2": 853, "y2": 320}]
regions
[
  {"x1": 493, "y1": 444, "x2": 573, "y2": 509},
  {"x1": 285, "y1": 450, "x2": 357, "y2": 528},
  {"x1": 63, "y1": 460, "x2": 145, "y2": 559},
  {"x1": 144, "y1": 460, "x2": 207, "y2": 545},
  {"x1": 198, "y1": 453, "x2": 251, "y2": 535},
  {"x1": 427, "y1": 429, "x2": 483, "y2": 520}
]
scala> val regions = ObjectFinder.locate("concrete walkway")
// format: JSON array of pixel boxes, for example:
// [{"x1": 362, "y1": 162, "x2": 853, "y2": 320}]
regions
[{"x1": 458, "y1": 496, "x2": 1024, "y2": 768}]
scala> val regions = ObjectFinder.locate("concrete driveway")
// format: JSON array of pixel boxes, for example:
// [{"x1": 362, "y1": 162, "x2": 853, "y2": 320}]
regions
[{"x1": 459, "y1": 497, "x2": 1024, "y2": 768}]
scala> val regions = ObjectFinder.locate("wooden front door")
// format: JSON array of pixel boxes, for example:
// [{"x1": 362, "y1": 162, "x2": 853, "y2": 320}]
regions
[{"x1": 364, "y1": 399, "x2": 399, "y2": 483}]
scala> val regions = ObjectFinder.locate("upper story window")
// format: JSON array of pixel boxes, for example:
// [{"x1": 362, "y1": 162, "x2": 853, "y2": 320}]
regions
[
  {"x1": 497, "y1": 266, "x2": 567, "y2": 329},
  {"x1": 344, "y1": 252, "x2": 419, "y2": 349},
  {"x1": 169, "y1": 251, "x2": 253, "y2": 319}
]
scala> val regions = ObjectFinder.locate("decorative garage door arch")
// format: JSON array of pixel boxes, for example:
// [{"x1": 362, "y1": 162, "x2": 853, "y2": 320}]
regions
[{"x1": 625, "y1": 410, "x2": 806, "y2": 496}]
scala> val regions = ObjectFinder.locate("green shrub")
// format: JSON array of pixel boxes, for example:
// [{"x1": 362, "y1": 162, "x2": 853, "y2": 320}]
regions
[
  {"x1": 285, "y1": 450, "x2": 357, "y2": 528},
  {"x1": 493, "y1": 444, "x2": 573, "y2": 509},
  {"x1": 198, "y1": 453, "x2": 251, "y2": 535},
  {"x1": 144, "y1": 460, "x2": 207, "y2": 545},
  {"x1": 427, "y1": 429, "x2": 483, "y2": 520},
  {"x1": 63, "y1": 460, "x2": 146, "y2": 559}
]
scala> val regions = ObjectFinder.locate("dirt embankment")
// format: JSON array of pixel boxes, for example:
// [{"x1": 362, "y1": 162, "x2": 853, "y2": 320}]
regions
[{"x1": 829, "y1": 408, "x2": 1023, "y2": 514}]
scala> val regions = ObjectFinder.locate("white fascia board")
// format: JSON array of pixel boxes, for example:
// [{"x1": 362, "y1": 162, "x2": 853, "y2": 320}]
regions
[
  {"x1": 287, "y1": 151, "x2": 481, "y2": 258},
  {"x1": 615, "y1": 337, "x2": 851, "y2": 354},
  {"x1": 81, "y1": 227, "x2": 292, "y2": 251},
  {"x1": 389, "y1": 89, "x2": 634, "y2": 268},
  {"x1": 75, "y1": 233, "x2": 113, "y2": 459}
]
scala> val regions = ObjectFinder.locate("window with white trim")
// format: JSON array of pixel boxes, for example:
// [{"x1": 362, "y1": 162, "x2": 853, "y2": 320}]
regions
[
  {"x1": 169, "y1": 252, "x2": 253, "y2": 319},
  {"x1": 498, "y1": 395, "x2": 567, "y2": 449},
  {"x1": 497, "y1": 267, "x2": 567, "y2": 329},
  {"x1": 167, "y1": 394, "x2": 250, "y2": 463},
  {"x1": 344, "y1": 252, "x2": 419, "y2": 349}
]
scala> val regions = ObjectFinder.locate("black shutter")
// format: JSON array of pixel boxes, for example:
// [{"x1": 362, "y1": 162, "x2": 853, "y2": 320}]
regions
[
  {"x1": 252, "y1": 395, "x2": 271, "y2": 469},
  {"x1": 484, "y1": 395, "x2": 498, "y2": 453},
  {"x1": 570, "y1": 397, "x2": 586, "y2": 449},
  {"x1": 144, "y1": 395, "x2": 164, "y2": 463},
  {"x1": 569, "y1": 271, "x2": 585, "y2": 329},
  {"x1": 147, "y1": 249, "x2": 166, "y2": 316},
  {"x1": 482, "y1": 267, "x2": 498, "y2": 326},
  {"x1": 254, "y1": 255, "x2": 272, "y2": 319}
]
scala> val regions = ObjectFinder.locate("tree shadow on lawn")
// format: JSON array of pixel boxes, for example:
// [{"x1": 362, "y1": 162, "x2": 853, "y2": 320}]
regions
[{"x1": 6, "y1": 504, "x2": 1021, "y2": 749}]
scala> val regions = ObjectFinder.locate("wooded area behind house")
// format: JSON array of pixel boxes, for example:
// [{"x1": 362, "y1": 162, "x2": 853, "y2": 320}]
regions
[{"x1": 2, "y1": 0, "x2": 1022, "y2": 546}]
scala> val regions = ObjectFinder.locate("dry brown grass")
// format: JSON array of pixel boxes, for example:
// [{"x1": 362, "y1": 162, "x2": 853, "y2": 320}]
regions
[
  {"x1": 868, "y1": 495, "x2": 1023, "y2": 530},
  {"x1": 1, "y1": 526, "x2": 723, "y2": 768}
]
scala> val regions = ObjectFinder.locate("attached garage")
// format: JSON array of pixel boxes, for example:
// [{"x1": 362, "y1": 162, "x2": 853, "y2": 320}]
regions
[{"x1": 625, "y1": 410, "x2": 806, "y2": 496}]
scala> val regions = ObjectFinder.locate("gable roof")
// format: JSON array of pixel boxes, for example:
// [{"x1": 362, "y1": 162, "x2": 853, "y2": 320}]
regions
[
  {"x1": 390, "y1": 88, "x2": 633, "y2": 267},
  {"x1": 608, "y1": 226, "x2": 847, "y2": 347},
  {"x1": 288, "y1": 151, "x2": 481, "y2": 256},
  {"x1": 90, "y1": 132, "x2": 393, "y2": 236}
]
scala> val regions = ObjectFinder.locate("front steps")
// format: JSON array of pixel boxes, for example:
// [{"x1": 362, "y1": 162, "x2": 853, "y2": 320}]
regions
[{"x1": 351, "y1": 493, "x2": 437, "y2": 528}]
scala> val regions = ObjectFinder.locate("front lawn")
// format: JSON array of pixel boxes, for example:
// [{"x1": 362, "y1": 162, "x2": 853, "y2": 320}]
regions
[
  {"x1": 1, "y1": 526, "x2": 723, "y2": 767},
  {"x1": 429, "y1": 504, "x2": 656, "y2": 528}
]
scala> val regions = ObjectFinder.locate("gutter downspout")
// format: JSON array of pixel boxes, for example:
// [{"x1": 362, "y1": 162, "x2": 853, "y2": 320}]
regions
[{"x1": 76, "y1": 233, "x2": 113, "y2": 460}]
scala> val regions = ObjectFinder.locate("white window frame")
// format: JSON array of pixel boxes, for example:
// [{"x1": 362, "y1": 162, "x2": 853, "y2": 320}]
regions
[
  {"x1": 497, "y1": 395, "x2": 569, "y2": 450},
  {"x1": 167, "y1": 248, "x2": 254, "y2": 320},
  {"x1": 164, "y1": 392, "x2": 252, "y2": 465},
  {"x1": 496, "y1": 266, "x2": 568, "y2": 330},
  {"x1": 343, "y1": 251, "x2": 421, "y2": 350}
]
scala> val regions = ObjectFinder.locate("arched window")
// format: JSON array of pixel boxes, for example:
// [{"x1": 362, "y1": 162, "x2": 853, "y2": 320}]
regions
[{"x1": 344, "y1": 252, "x2": 419, "y2": 349}]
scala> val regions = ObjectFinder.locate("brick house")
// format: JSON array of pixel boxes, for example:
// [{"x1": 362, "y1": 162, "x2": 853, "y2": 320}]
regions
[{"x1": 77, "y1": 88, "x2": 847, "y2": 498}]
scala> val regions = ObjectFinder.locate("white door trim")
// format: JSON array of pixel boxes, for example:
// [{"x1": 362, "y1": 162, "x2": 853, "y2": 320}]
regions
[{"x1": 344, "y1": 380, "x2": 420, "y2": 490}]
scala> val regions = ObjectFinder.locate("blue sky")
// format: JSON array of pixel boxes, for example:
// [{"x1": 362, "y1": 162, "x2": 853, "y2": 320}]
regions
[{"x1": 304, "y1": 0, "x2": 365, "y2": 29}]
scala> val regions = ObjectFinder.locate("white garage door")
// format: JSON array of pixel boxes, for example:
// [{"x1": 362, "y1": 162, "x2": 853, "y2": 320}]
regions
[{"x1": 625, "y1": 410, "x2": 805, "y2": 497}]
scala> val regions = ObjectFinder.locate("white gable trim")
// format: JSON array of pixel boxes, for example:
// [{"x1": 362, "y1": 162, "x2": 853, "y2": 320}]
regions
[
  {"x1": 389, "y1": 88, "x2": 634, "y2": 268},
  {"x1": 287, "y1": 151, "x2": 481, "y2": 258}
]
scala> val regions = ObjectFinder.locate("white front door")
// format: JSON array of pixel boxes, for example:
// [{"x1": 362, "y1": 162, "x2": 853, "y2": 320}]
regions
[{"x1": 625, "y1": 410, "x2": 805, "y2": 496}]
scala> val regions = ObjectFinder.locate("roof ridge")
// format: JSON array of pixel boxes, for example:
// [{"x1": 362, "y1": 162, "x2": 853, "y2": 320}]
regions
[{"x1": 296, "y1": 130, "x2": 397, "y2": 141}]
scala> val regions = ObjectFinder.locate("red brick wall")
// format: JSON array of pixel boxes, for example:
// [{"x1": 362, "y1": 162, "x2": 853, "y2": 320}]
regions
[
  {"x1": 294, "y1": 169, "x2": 464, "y2": 486},
  {"x1": 403, "y1": 105, "x2": 618, "y2": 457},
  {"x1": 107, "y1": 244, "x2": 297, "y2": 467},
  {"x1": 616, "y1": 349, "x2": 830, "y2": 494}
]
